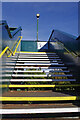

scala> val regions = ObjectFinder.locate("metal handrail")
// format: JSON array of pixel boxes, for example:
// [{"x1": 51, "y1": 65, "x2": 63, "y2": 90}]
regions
[
  {"x1": 0, "y1": 46, "x2": 13, "y2": 58},
  {"x1": 13, "y1": 36, "x2": 22, "y2": 55},
  {"x1": 0, "y1": 36, "x2": 22, "y2": 58},
  {"x1": 0, "y1": 21, "x2": 22, "y2": 38},
  {"x1": 51, "y1": 38, "x2": 78, "y2": 57}
]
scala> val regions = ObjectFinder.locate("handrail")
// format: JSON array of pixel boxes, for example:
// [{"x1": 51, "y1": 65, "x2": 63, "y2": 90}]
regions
[
  {"x1": 48, "y1": 30, "x2": 79, "y2": 57},
  {"x1": 8, "y1": 36, "x2": 22, "y2": 57},
  {"x1": 11, "y1": 27, "x2": 22, "y2": 37},
  {"x1": 11, "y1": 37, "x2": 20, "y2": 51},
  {"x1": 52, "y1": 38, "x2": 78, "y2": 57},
  {"x1": 0, "y1": 47, "x2": 13, "y2": 58},
  {"x1": 0, "y1": 21, "x2": 22, "y2": 39},
  {"x1": 7, "y1": 37, "x2": 20, "y2": 57},
  {"x1": 0, "y1": 36, "x2": 22, "y2": 58},
  {"x1": 13, "y1": 36, "x2": 22, "y2": 55}
]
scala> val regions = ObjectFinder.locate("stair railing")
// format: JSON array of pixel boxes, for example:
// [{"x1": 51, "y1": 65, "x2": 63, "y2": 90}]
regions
[
  {"x1": 51, "y1": 38, "x2": 78, "y2": 57},
  {"x1": 0, "y1": 36, "x2": 22, "y2": 58}
]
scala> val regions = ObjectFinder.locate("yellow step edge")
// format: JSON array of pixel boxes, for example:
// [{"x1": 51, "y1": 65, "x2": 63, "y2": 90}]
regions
[
  {"x1": 0, "y1": 96, "x2": 80, "y2": 101},
  {"x1": 1, "y1": 84, "x2": 80, "y2": 88},
  {"x1": 0, "y1": 85, "x2": 8, "y2": 88},
  {"x1": 8, "y1": 84, "x2": 80, "y2": 88},
  {"x1": 9, "y1": 85, "x2": 56, "y2": 88}
]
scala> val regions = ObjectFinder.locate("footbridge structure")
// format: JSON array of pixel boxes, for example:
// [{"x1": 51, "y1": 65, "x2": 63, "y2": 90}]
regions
[{"x1": 0, "y1": 21, "x2": 80, "y2": 119}]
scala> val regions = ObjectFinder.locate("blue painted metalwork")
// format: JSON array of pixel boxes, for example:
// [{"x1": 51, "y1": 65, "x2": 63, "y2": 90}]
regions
[
  {"x1": 77, "y1": 1, "x2": 80, "y2": 56},
  {"x1": 48, "y1": 29, "x2": 80, "y2": 56},
  {"x1": 0, "y1": 20, "x2": 22, "y2": 51},
  {"x1": 0, "y1": 20, "x2": 22, "y2": 93}
]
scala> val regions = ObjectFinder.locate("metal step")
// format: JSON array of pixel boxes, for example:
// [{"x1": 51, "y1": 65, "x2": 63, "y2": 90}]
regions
[
  {"x1": 1, "y1": 74, "x2": 12, "y2": 77},
  {"x1": 3, "y1": 61, "x2": 62, "y2": 64},
  {"x1": 17, "y1": 52, "x2": 56, "y2": 55},
  {"x1": 16, "y1": 61, "x2": 60, "y2": 63},
  {"x1": 14, "y1": 66, "x2": 67, "y2": 69},
  {"x1": 19, "y1": 54, "x2": 58, "y2": 56},
  {"x1": 12, "y1": 74, "x2": 72, "y2": 77},
  {"x1": 0, "y1": 96, "x2": 80, "y2": 101},
  {"x1": 2, "y1": 66, "x2": 15, "y2": 69},
  {"x1": 2, "y1": 60, "x2": 17, "y2": 63},
  {"x1": 0, "y1": 107, "x2": 80, "y2": 114},
  {"x1": 9, "y1": 79, "x2": 76, "y2": 82},
  {"x1": 17, "y1": 58, "x2": 61, "y2": 61},
  {"x1": 4, "y1": 58, "x2": 17, "y2": 60},
  {"x1": 15, "y1": 63, "x2": 64, "y2": 66},
  {"x1": 1, "y1": 74, "x2": 72, "y2": 78},
  {"x1": 16, "y1": 61, "x2": 63, "y2": 64},
  {"x1": 19, "y1": 55, "x2": 58, "y2": 57},
  {"x1": 3, "y1": 63, "x2": 64, "y2": 67},
  {"x1": 18, "y1": 57, "x2": 60, "y2": 58},
  {"x1": 2, "y1": 56, "x2": 18, "y2": 58},
  {"x1": 3, "y1": 70, "x2": 69, "y2": 73},
  {"x1": 8, "y1": 84, "x2": 80, "y2": 88},
  {"x1": 4, "y1": 63, "x2": 16, "y2": 65},
  {"x1": 0, "y1": 79, "x2": 76, "y2": 82}
]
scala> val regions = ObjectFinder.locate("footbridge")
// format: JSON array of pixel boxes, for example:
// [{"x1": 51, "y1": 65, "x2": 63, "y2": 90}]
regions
[{"x1": 0, "y1": 21, "x2": 80, "y2": 119}]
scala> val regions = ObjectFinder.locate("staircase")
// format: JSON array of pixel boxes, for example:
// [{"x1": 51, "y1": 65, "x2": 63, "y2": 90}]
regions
[{"x1": 1, "y1": 52, "x2": 80, "y2": 119}]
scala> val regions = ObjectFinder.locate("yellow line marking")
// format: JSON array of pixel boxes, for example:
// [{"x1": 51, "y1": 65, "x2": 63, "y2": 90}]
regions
[
  {"x1": 8, "y1": 84, "x2": 80, "y2": 88},
  {"x1": 0, "y1": 85, "x2": 8, "y2": 88},
  {"x1": 9, "y1": 85, "x2": 56, "y2": 88},
  {"x1": 0, "y1": 96, "x2": 80, "y2": 101},
  {"x1": 1, "y1": 84, "x2": 80, "y2": 88}
]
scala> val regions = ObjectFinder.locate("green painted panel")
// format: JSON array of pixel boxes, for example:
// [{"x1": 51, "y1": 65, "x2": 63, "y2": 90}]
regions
[{"x1": 21, "y1": 41, "x2": 38, "y2": 52}]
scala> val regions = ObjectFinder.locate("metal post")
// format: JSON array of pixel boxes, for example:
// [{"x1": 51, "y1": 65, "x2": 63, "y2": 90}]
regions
[
  {"x1": 36, "y1": 14, "x2": 40, "y2": 42},
  {"x1": 37, "y1": 18, "x2": 38, "y2": 41}
]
